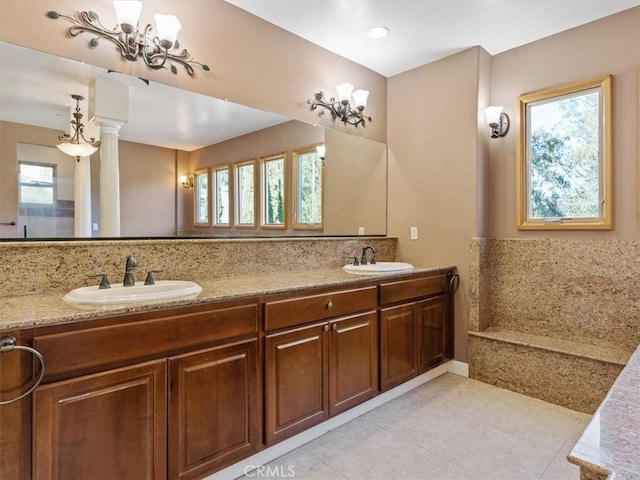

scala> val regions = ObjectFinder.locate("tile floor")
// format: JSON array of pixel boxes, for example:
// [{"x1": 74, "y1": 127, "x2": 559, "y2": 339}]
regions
[{"x1": 240, "y1": 373, "x2": 591, "y2": 480}]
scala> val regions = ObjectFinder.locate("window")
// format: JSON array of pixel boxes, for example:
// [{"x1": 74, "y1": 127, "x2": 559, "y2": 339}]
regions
[
  {"x1": 517, "y1": 75, "x2": 612, "y2": 230},
  {"x1": 235, "y1": 160, "x2": 256, "y2": 228},
  {"x1": 261, "y1": 153, "x2": 286, "y2": 228},
  {"x1": 212, "y1": 165, "x2": 230, "y2": 227},
  {"x1": 19, "y1": 162, "x2": 55, "y2": 206},
  {"x1": 193, "y1": 168, "x2": 210, "y2": 227},
  {"x1": 292, "y1": 146, "x2": 323, "y2": 230}
]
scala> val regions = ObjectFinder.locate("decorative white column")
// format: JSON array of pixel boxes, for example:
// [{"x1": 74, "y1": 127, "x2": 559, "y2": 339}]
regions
[
  {"x1": 74, "y1": 156, "x2": 92, "y2": 237},
  {"x1": 89, "y1": 77, "x2": 130, "y2": 237},
  {"x1": 96, "y1": 122, "x2": 123, "y2": 237}
]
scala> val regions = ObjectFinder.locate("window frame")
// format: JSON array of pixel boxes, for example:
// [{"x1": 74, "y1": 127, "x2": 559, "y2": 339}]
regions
[
  {"x1": 18, "y1": 161, "x2": 57, "y2": 208},
  {"x1": 260, "y1": 152, "x2": 287, "y2": 230},
  {"x1": 292, "y1": 145, "x2": 324, "y2": 231},
  {"x1": 234, "y1": 159, "x2": 257, "y2": 229},
  {"x1": 193, "y1": 167, "x2": 211, "y2": 228},
  {"x1": 212, "y1": 165, "x2": 231, "y2": 228},
  {"x1": 516, "y1": 75, "x2": 612, "y2": 230}
]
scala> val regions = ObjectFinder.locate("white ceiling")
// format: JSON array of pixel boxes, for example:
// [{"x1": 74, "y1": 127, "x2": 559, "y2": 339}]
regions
[
  {"x1": 2, "y1": 1, "x2": 638, "y2": 151},
  {"x1": 0, "y1": 42, "x2": 288, "y2": 152},
  {"x1": 228, "y1": 0, "x2": 640, "y2": 77}
]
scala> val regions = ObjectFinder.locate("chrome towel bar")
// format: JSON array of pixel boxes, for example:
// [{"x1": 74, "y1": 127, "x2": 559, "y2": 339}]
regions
[{"x1": 0, "y1": 336, "x2": 45, "y2": 405}]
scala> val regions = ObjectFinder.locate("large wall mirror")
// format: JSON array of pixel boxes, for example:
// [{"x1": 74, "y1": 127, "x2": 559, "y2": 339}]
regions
[{"x1": 0, "y1": 41, "x2": 387, "y2": 240}]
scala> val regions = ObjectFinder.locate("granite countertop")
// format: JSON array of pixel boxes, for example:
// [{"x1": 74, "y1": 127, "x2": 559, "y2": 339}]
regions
[
  {"x1": 568, "y1": 342, "x2": 640, "y2": 479},
  {"x1": 0, "y1": 266, "x2": 452, "y2": 331}
]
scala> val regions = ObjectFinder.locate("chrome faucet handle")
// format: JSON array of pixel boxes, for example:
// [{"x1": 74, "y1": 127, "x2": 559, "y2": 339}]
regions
[
  {"x1": 88, "y1": 273, "x2": 111, "y2": 289},
  {"x1": 144, "y1": 270, "x2": 162, "y2": 286}
]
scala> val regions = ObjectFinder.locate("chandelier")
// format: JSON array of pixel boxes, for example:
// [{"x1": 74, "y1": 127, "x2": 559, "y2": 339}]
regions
[
  {"x1": 47, "y1": 1, "x2": 209, "y2": 76},
  {"x1": 57, "y1": 95, "x2": 100, "y2": 161}
]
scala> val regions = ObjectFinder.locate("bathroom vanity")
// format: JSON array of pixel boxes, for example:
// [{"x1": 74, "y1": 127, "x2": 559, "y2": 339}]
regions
[{"x1": 0, "y1": 267, "x2": 455, "y2": 480}]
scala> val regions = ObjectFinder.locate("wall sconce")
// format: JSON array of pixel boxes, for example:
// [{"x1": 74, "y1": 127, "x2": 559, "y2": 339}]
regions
[
  {"x1": 179, "y1": 175, "x2": 193, "y2": 189},
  {"x1": 315, "y1": 144, "x2": 326, "y2": 160},
  {"x1": 308, "y1": 83, "x2": 371, "y2": 127},
  {"x1": 47, "y1": 1, "x2": 209, "y2": 76},
  {"x1": 57, "y1": 94, "x2": 100, "y2": 162},
  {"x1": 483, "y1": 106, "x2": 510, "y2": 138}
]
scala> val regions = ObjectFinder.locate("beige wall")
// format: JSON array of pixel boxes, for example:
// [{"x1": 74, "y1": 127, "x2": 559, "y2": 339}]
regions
[
  {"x1": 387, "y1": 47, "x2": 490, "y2": 362},
  {"x1": 1, "y1": 121, "x2": 177, "y2": 238},
  {"x1": 0, "y1": 0, "x2": 387, "y2": 143},
  {"x1": 488, "y1": 7, "x2": 640, "y2": 239}
]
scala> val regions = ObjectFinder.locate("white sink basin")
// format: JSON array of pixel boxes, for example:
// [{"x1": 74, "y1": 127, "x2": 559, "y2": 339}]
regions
[
  {"x1": 64, "y1": 280, "x2": 203, "y2": 307},
  {"x1": 343, "y1": 262, "x2": 414, "y2": 275}
]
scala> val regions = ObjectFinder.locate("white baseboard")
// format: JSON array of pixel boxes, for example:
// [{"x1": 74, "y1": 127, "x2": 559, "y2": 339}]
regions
[
  {"x1": 447, "y1": 360, "x2": 469, "y2": 377},
  {"x1": 205, "y1": 362, "x2": 456, "y2": 480}
]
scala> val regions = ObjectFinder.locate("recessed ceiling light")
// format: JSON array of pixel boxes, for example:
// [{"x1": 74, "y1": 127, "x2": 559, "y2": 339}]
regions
[{"x1": 367, "y1": 26, "x2": 389, "y2": 39}]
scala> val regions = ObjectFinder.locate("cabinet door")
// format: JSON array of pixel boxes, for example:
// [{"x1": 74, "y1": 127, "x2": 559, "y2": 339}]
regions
[
  {"x1": 33, "y1": 360, "x2": 166, "y2": 480},
  {"x1": 418, "y1": 296, "x2": 446, "y2": 373},
  {"x1": 329, "y1": 311, "x2": 378, "y2": 415},
  {"x1": 265, "y1": 322, "x2": 329, "y2": 446},
  {"x1": 169, "y1": 339, "x2": 259, "y2": 480},
  {"x1": 379, "y1": 303, "x2": 418, "y2": 391}
]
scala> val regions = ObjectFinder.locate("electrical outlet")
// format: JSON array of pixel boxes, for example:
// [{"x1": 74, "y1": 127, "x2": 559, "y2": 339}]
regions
[
  {"x1": 358, "y1": 226, "x2": 365, "y2": 235},
  {"x1": 92, "y1": 223, "x2": 99, "y2": 231},
  {"x1": 410, "y1": 226, "x2": 418, "y2": 240}
]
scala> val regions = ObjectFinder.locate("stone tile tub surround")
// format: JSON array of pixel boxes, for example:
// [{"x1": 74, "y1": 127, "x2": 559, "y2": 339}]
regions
[
  {"x1": 468, "y1": 238, "x2": 639, "y2": 413},
  {"x1": 0, "y1": 237, "x2": 396, "y2": 296},
  {"x1": 469, "y1": 238, "x2": 640, "y2": 353}
]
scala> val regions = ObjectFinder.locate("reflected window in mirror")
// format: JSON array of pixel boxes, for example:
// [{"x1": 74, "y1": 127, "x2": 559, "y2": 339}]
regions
[
  {"x1": 19, "y1": 162, "x2": 55, "y2": 207},
  {"x1": 517, "y1": 75, "x2": 612, "y2": 230},
  {"x1": 213, "y1": 165, "x2": 230, "y2": 227},
  {"x1": 261, "y1": 153, "x2": 286, "y2": 229},
  {"x1": 293, "y1": 146, "x2": 324, "y2": 230},
  {"x1": 235, "y1": 160, "x2": 256, "y2": 228},
  {"x1": 194, "y1": 168, "x2": 210, "y2": 227}
]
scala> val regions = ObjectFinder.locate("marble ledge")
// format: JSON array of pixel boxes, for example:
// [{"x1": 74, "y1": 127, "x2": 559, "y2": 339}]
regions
[
  {"x1": 568, "y1": 343, "x2": 640, "y2": 480},
  {"x1": 469, "y1": 327, "x2": 633, "y2": 365},
  {"x1": 0, "y1": 265, "x2": 453, "y2": 331}
]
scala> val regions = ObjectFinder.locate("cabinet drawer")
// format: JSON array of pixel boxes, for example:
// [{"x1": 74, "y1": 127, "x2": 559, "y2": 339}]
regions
[
  {"x1": 34, "y1": 303, "x2": 258, "y2": 378},
  {"x1": 264, "y1": 286, "x2": 377, "y2": 331},
  {"x1": 379, "y1": 274, "x2": 447, "y2": 306}
]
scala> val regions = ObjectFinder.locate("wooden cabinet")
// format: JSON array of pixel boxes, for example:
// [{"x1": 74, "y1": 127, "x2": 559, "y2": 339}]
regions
[
  {"x1": 380, "y1": 303, "x2": 418, "y2": 391},
  {"x1": 379, "y1": 273, "x2": 454, "y2": 391},
  {"x1": 418, "y1": 296, "x2": 446, "y2": 371},
  {"x1": 264, "y1": 286, "x2": 378, "y2": 446},
  {"x1": 265, "y1": 321, "x2": 329, "y2": 445},
  {"x1": 24, "y1": 300, "x2": 259, "y2": 480},
  {"x1": 2, "y1": 269, "x2": 455, "y2": 480},
  {"x1": 169, "y1": 339, "x2": 259, "y2": 480},
  {"x1": 33, "y1": 360, "x2": 167, "y2": 480}
]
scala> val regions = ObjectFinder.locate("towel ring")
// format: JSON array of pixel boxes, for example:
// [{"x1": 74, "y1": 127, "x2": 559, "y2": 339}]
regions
[{"x1": 0, "y1": 336, "x2": 46, "y2": 405}]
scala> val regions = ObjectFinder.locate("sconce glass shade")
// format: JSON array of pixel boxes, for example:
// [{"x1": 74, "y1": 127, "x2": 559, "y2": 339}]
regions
[
  {"x1": 57, "y1": 142, "x2": 98, "y2": 158},
  {"x1": 484, "y1": 106, "x2": 504, "y2": 126},
  {"x1": 352, "y1": 89, "x2": 369, "y2": 109},
  {"x1": 113, "y1": 0, "x2": 142, "y2": 30},
  {"x1": 154, "y1": 14, "x2": 181, "y2": 48},
  {"x1": 316, "y1": 144, "x2": 326, "y2": 159},
  {"x1": 336, "y1": 83, "x2": 354, "y2": 103}
]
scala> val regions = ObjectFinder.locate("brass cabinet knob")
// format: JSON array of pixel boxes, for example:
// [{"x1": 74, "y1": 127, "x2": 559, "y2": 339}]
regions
[{"x1": 326, "y1": 301, "x2": 333, "y2": 310}]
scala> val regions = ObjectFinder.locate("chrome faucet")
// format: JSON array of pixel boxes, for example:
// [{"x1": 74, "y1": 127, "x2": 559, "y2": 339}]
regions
[
  {"x1": 360, "y1": 246, "x2": 376, "y2": 265},
  {"x1": 123, "y1": 255, "x2": 138, "y2": 287}
]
